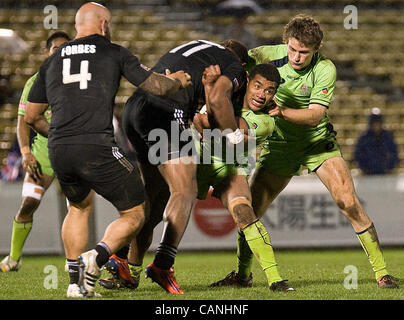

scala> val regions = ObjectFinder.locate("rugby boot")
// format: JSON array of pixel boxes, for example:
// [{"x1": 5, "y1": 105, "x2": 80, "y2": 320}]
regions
[
  {"x1": 145, "y1": 262, "x2": 184, "y2": 294},
  {"x1": 66, "y1": 283, "x2": 85, "y2": 297},
  {"x1": 100, "y1": 254, "x2": 138, "y2": 289},
  {"x1": 209, "y1": 270, "x2": 253, "y2": 288},
  {"x1": 78, "y1": 249, "x2": 102, "y2": 297},
  {"x1": 377, "y1": 275, "x2": 399, "y2": 289},
  {"x1": 0, "y1": 255, "x2": 21, "y2": 272},
  {"x1": 269, "y1": 279, "x2": 295, "y2": 292}
]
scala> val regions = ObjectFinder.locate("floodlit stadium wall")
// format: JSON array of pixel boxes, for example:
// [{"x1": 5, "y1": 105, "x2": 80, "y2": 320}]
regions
[{"x1": 1, "y1": 174, "x2": 404, "y2": 255}]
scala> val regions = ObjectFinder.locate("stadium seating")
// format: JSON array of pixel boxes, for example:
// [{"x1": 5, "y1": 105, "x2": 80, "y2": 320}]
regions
[{"x1": 1, "y1": 1, "x2": 403, "y2": 173}]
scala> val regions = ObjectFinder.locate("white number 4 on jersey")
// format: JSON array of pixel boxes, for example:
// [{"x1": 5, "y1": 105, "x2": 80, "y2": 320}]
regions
[{"x1": 62, "y1": 58, "x2": 92, "y2": 90}]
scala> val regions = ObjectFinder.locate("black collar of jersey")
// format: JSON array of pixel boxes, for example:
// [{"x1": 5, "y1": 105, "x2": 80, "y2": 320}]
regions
[{"x1": 73, "y1": 33, "x2": 110, "y2": 42}]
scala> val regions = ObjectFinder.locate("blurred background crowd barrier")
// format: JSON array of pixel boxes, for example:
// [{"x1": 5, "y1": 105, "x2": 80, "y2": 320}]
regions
[{"x1": 2, "y1": 174, "x2": 404, "y2": 254}]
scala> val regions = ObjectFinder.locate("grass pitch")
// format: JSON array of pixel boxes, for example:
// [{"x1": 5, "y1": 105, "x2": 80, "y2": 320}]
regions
[{"x1": 0, "y1": 249, "x2": 402, "y2": 300}]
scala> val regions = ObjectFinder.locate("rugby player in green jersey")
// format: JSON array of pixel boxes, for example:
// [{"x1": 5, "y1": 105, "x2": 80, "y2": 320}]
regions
[
  {"x1": 0, "y1": 32, "x2": 71, "y2": 273},
  {"x1": 212, "y1": 14, "x2": 398, "y2": 289},
  {"x1": 195, "y1": 63, "x2": 293, "y2": 291}
]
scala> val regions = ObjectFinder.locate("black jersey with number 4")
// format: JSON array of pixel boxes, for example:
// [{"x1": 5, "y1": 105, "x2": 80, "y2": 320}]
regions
[
  {"x1": 145, "y1": 39, "x2": 246, "y2": 115},
  {"x1": 28, "y1": 34, "x2": 152, "y2": 147}
]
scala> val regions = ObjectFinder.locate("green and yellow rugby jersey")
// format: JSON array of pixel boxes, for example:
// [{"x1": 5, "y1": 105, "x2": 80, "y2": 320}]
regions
[
  {"x1": 241, "y1": 107, "x2": 274, "y2": 147},
  {"x1": 196, "y1": 108, "x2": 275, "y2": 199},
  {"x1": 18, "y1": 72, "x2": 52, "y2": 133},
  {"x1": 248, "y1": 44, "x2": 336, "y2": 142},
  {"x1": 196, "y1": 107, "x2": 275, "y2": 165},
  {"x1": 18, "y1": 72, "x2": 54, "y2": 176}
]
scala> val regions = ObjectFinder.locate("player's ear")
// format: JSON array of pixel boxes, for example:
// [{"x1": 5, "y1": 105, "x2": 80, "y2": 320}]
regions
[
  {"x1": 101, "y1": 19, "x2": 107, "y2": 36},
  {"x1": 43, "y1": 48, "x2": 50, "y2": 58}
]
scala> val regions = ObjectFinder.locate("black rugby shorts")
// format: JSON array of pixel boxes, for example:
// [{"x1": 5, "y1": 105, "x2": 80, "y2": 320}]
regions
[
  {"x1": 49, "y1": 143, "x2": 145, "y2": 211},
  {"x1": 122, "y1": 92, "x2": 194, "y2": 165}
]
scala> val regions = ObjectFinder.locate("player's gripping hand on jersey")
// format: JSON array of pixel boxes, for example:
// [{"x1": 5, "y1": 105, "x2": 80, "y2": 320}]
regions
[
  {"x1": 165, "y1": 69, "x2": 192, "y2": 89},
  {"x1": 202, "y1": 64, "x2": 221, "y2": 88},
  {"x1": 138, "y1": 69, "x2": 192, "y2": 99},
  {"x1": 266, "y1": 97, "x2": 279, "y2": 113}
]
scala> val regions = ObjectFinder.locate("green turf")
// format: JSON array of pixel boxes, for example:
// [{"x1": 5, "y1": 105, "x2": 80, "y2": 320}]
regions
[{"x1": 0, "y1": 249, "x2": 403, "y2": 300}]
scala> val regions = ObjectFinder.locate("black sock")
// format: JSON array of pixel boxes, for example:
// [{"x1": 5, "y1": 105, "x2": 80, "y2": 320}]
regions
[
  {"x1": 115, "y1": 245, "x2": 129, "y2": 260},
  {"x1": 67, "y1": 259, "x2": 80, "y2": 284},
  {"x1": 154, "y1": 243, "x2": 177, "y2": 270},
  {"x1": 95, "y1": 242, "x2": 111, "y2": 268}
]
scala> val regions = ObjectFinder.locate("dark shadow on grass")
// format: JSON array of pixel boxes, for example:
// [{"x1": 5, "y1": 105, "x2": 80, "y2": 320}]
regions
[
  {"x1": 96, "y1": 282, "x2": 166, "y2": 297},
  {"x1": 288, "y1": 277, "x2": 376, "y2": 288},
  {"x1": 185, "y1": 283, "x2": 246, "y2": 292}
]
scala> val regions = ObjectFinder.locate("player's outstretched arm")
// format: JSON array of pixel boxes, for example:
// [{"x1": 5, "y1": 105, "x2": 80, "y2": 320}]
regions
[
  {"x1": 138, "y1": 70, "x2": 192, "y2": 98},
  {"x1": 268, "y1": 103, "x2": 326, "y2": 127},
  {"x1": 25, "y1": 102, "x2": 50, "y2": 137}
]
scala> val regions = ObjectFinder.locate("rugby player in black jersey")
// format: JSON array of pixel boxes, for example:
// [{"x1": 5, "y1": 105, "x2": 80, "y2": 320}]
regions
[
  {"x1": 103, "y1": 39, "x2": 249, "y2": 294},
  {"x1": 24, "y1": 2, "x2": 191, "y2": 298}
]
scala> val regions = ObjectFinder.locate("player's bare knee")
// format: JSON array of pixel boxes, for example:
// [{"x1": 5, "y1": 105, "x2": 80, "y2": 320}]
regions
[
  {"x1": 126, "y1": 213, "x2": 145, "y2": 232},
  {"x1": 122, "y1": 203, "x2": 146, "y2": 226},
  {"x1": 232, "y1": 204, "x2": 256, "y2": 228},
  {"x1": 228, "y1": 197, "x2": 256, "y2": 228},
  {"x1": 335, "y1": 193, "x2": 360, "y2": 219}
]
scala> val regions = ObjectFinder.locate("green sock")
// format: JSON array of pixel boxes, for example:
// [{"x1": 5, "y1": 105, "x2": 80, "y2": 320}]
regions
[
  {"x1": 10, "y1": 219, "x2": 33, "y2": 262},
  {"x1": 356, "y1": 223, "x2": 388, "y2": 280},
  {"x1": 236, "y1": 231, "x2": 253, "y2": 279},
  {"x1": 242, "y1": 221, "x2": 282, "y2": 286}
]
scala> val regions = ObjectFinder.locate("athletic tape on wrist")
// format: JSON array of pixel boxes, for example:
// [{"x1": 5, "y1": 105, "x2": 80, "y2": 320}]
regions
[
  {"x1": 225, "y1": 129, "x2": 244, "y2": 145},
  {"x1": 199, "y1": 105, "x2": 207, "y2": 114}
]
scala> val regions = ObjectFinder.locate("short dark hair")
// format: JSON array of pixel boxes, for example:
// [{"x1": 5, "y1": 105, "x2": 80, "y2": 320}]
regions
[
  {"x1": 46, "y1": 31, "x2": 70, "y2": 50},
  {"x1": 221, "y1": 39, "x2": 249, "y2": 65},
  {"x1": 249, "y1": 63, "x2": 281, "y2": 87}
]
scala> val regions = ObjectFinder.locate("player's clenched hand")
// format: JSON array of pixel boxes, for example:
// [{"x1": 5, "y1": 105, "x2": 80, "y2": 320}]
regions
[
  {"x1": 202, "y1": 65, "x2": 221, "y2": 86},
  {"x1": 267, "y1": 97, "x2": 284, "y2": 118},
  {"x1": 22, "y1": 152, "x2": 42, "y2": 182},
  {"x1": 165, "y1": 69, "x2": 192, "y2": 88},
  {"x1": 268, "y1": 106, "x2": 285, "y2": 119},
  {"x1": 268, "y1": 105, "x2": 282, "y2": 117},
  {"x1": 193, "y1": 113, "x2": 210, "y2": 135}
]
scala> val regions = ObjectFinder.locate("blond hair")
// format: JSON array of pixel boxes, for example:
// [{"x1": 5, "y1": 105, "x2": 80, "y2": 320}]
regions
[{"x1": 283, "y1": 15, "x2": 323, "y2": 51}]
